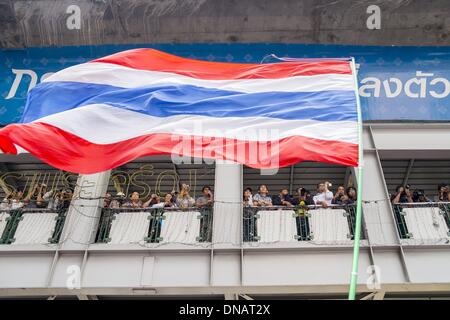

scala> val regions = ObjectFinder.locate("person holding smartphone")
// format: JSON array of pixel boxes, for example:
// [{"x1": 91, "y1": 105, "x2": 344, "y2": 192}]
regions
[
  {"x1": 196, "y1": 186, "x2": 214, "y2": 208},
  {"x1": 313, "y1": 181, "x2": 333, "y2": 208},
  {"x1": 332, "y1": 185, "x2": 346, "y2": 205}
]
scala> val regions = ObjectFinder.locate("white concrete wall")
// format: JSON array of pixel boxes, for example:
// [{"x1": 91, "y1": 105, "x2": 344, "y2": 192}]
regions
[{"x1": 0, "y1": 124, "x2": 449, "y2": 297}]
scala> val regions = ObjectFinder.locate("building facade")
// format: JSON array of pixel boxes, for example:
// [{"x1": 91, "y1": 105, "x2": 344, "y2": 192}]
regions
[{"x1": 0, "y1": 0, "x2": 450, "y2": 299}]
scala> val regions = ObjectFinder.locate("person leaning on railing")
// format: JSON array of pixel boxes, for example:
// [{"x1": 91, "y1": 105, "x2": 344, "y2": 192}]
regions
[
  {"x1": 332, "y1": 185, "x2": 346, "y2": 205},
  {"x1": 0, "y1": 189, "x2": 24, "y2": 210},
  {"x1": 10, "y1": 189, "x2": 25, "y2": 209},
  {"x1": 196, "y1": 185, "x2": 214, "y2": 208},
  {"x1": 272, "y1": 188, "x2": 294, "y2": 207},
  {"x1": 122, "y1": 191, "x2": 143, "y2": 208},
  {"x1": 243, "y1": 187, "x2": 253, "y2": 207},
  {"x1": 313, "y1": 181, "x2": 333, "y2": 208},
  {"x1": 161, "y1": 193, "x2": 176, "y2": 208},
  {"x1": 0, "y1": 197, "x2": 9, "y2": 210},
  {"x1": 332, "y1": 186, "x2": 357, "y2": 205},
  {"x1": 345, "y1": 187, "x2": 357, "y2": 205},
  {"x1": 252, "y1": 184, "x2": 272, "y2": 207},
  {"x1": 109, "y1": 192, "x2": 126, "y2": 209}
]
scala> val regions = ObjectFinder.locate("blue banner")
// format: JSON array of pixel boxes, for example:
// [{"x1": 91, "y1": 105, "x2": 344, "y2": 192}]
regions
[{"x1": 1, "y1": 43, "x2": 450, "y2": 125}]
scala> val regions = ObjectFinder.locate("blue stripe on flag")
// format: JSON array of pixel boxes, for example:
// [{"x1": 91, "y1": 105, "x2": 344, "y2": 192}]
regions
[{"x1": 22, "y1": 81, "x2": 357, "y2": 123}]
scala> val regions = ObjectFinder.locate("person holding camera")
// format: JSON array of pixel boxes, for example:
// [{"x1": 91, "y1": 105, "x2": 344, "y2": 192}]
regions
[
  {"x1": 292, "y1": 187, "x2": 314, "y2": 207},
  {"x1": 143, "y1": 193, "x2": 161, "y2": 208},
  {"x1": 391, "y1": 185, "x2": 413, "y2": 204}
]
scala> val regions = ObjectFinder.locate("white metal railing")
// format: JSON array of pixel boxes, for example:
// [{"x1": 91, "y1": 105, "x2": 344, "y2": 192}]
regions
[
  {"x1": 243, "y1": 204, "x2": 362, "y2": 245},
  {"x1": 95, "y1": 207, "x2": 213, "y2": 245},
  {"x1": 392, "y1": 202, "x2": 450, "y2": 244}
]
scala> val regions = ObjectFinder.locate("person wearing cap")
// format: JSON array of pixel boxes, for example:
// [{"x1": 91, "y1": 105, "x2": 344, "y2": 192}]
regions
[{"x1": 413, "y1": 189, "x2": 431, "y2": 203}]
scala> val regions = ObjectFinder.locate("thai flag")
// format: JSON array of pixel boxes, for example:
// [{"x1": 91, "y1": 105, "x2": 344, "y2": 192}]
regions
[{"x1": 0, "y1": 49, "x2": 359, "y2": 174}]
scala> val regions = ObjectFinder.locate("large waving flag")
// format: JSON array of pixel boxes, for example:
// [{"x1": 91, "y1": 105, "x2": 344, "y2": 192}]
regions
[{"x1": 0, "y1": 49, "x2": 359, "y2": 174}]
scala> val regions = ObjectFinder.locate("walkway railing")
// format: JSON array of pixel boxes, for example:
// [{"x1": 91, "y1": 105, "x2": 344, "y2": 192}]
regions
[
  {"x1": 95, "y1": 206, "x2": 213, "y2": 244},
  {"x1": 0, "y1": 208, "x2": 67, "y2": 245},
  {"x1": 392, "y1": 202, "x2": 450, "y2": 242},
  {"x1": 243, "y1": 204, "x2": 365, "y2": 244}
]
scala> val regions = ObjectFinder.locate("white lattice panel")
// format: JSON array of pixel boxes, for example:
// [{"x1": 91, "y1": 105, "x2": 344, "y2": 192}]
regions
[
  {"x1": 12, "y1": 212, "x2": 58, "y2": 245},
  {"x1": 108, "y1": 211, "x2": 151, "y2": 244},
  {"x1": 0, "y1": 211, "x2": 10, "y2": 239},
  {"x1": 256, "y1": 210, "x2": 297, "y2": 243},
  {"x1": 309, "y1": 208, "x2": 351, "y2": 243},
  {"x1": 402, "y1": 207, "x2": 450, "y2": 241},
  {"x1": 160, "y1": 211, "x2": 201, "y2": 244}
]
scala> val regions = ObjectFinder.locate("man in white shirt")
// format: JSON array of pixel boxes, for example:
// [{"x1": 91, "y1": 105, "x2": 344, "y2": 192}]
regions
[{"x1": 313, "y1": 181, "x2": 333, "y2": 207}]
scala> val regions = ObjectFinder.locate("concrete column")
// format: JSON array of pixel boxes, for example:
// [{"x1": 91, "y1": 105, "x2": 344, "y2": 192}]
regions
[
  {"x1": 212, "y1": 161, "x2": 242, "y2": 247},
  {"x1": 59, "y1": 171, "x2": 111, "y2": 250},
  {"x1": 359, "y1": 128, "x2": 399, "y2": 245}
]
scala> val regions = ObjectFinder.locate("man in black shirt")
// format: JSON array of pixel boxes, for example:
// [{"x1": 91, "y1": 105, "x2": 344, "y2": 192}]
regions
[{"x1": 272, "y1": 188, "x2": 294, "y2": 207}]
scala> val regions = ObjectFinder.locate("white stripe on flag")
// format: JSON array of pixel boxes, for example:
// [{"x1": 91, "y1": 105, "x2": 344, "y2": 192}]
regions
[
  {"x1": 44, "y1": 62, "x2": 355, "y2": 93},
  {"x1": 35, "y1": 104, "x2": 358, "y2": 145}
]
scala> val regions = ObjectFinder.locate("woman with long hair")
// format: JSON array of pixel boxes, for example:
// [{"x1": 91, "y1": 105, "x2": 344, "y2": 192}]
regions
[{"x1": 176, "y1": 184, "x2": 195, "y2": 208}]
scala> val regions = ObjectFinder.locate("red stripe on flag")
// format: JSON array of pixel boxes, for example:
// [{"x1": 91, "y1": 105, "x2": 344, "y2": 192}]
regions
[
  {"x1": 91, "y1": 48, "x2": 353, "y2": 80},
  {"x1": 0, "y1": 122, "x2": 358, "y2": 174}
]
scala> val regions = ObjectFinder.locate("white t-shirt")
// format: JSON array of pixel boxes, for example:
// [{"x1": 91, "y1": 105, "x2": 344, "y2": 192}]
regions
[
  {"x1": 313, "y1": 191, "x2": 333, "y2": 205},
  {"x1": 151, "y1": 202, "x2": 165, "y2": 209}
]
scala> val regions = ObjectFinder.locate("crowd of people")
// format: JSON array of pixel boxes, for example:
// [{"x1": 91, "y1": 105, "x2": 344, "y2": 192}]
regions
[
  {"x1": 243, "y1": 181, "x2": 357, "y2": 208},
  {"x1": 0, "y1": 183, "x2": 73, "y2": 211},
  {"x1": 103, "y1": 184, "x2": 214, "y2": 210},
  {"x1": 390, "y1": 183, "x2": 450, "y2": 204},
  {"x1": 3, "y1": 181, "x2": 448, "y2": 212}
]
